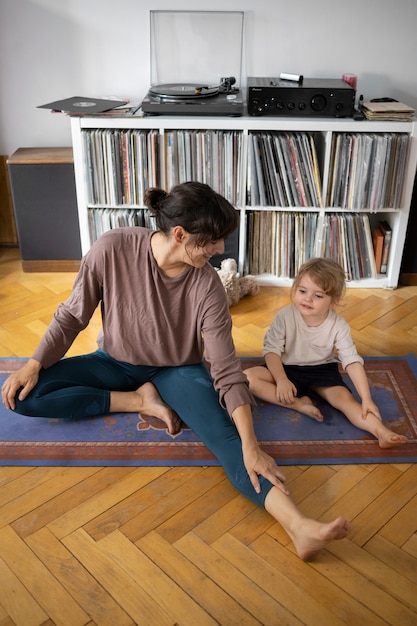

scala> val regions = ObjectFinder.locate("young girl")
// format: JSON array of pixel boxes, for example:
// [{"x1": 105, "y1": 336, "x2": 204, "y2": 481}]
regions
[{"x1": 245, "y1": 257, "x2": 408, "y2": 449}]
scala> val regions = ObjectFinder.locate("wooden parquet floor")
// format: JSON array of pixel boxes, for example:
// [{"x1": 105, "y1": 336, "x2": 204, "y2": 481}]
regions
[{"x1": 0, "y1": 247, "x2": 416, "y2": 626}]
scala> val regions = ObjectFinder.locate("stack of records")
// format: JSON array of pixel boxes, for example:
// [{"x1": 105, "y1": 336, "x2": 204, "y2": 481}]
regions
[
  {"x1": 37, "y1": 96, "x2": 140, "y2": 116},
  {"x1": 361, "y1": 100, "x2": 415, "y2": 122}
]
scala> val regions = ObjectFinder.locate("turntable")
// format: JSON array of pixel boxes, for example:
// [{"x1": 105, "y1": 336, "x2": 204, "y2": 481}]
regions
[
  {"x1": 141, "y1": 77, "x2": 244, "y2": 116},
  {"x1": 141, "y1": 10, "x2": 245, "y2": 117}
]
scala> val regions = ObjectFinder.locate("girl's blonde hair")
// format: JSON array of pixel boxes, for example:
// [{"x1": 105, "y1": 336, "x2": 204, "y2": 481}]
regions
[{"x1": 291, "y1": 258, "x2": 346, "y2": 304}]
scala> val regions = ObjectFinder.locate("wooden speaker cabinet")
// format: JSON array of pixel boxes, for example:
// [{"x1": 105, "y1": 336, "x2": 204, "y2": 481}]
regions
[{"x1": 7, "y1": 147, "x2": 82, "y2": 271}]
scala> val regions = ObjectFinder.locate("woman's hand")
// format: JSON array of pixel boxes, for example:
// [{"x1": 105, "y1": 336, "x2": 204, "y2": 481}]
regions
[
  {"x1": 1, "y1": 358, "x2": 41, "y2": 410},
  {"x1": 231, "y1": 403, "x2": 290, "y2": 496},
  {"x1": 242, "y1": 443, "x2": 290, "y2": 496}
]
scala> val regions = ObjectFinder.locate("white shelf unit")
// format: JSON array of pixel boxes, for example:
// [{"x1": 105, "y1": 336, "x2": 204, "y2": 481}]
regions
[{"x1": 70, "y1": 115, "x2": 417, "y2": 288}]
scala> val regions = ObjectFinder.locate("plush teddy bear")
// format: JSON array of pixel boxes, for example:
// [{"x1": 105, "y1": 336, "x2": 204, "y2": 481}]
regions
[{"x1": 216, "y1": 258, "x2": 259, "y2": 307}]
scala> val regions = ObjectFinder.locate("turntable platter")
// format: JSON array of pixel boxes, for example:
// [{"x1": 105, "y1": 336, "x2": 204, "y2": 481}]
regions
[{"x1": 149, "y1": 83, "x2": 219, "y2": 99}]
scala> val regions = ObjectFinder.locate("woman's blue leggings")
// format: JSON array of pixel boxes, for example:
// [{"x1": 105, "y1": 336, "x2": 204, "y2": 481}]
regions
[{"x1": 14, "y1": 350, "x2": 274, "y2": 507}]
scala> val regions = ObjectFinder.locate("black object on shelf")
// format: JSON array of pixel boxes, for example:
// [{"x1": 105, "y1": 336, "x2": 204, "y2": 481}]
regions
[{"x1": 8, "y1": 148, "x2": 82, "y2": 271}]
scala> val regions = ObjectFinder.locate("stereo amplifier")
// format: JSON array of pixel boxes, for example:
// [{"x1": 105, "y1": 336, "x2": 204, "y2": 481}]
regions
[{"x1": 247, "y1": 77, "x2": 355, "y2": 117}]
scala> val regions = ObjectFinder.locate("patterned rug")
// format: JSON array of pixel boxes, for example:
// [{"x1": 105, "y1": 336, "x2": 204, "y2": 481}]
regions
[{"x1": 0, "y1": 356, "x2": 416, "y2": 466}]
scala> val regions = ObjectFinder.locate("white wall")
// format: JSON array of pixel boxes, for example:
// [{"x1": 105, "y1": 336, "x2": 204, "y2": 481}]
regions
[{"x1": 1, "y1": 0, "x2": 416, "y2": 155}]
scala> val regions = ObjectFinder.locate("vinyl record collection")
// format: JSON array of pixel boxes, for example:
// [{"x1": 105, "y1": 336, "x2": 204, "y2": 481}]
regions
[
  {"x1": 246, "y1": 211, "x2": 319, "y2": 278},
  {"x1": 164, "y1": 130, "x2": 243, "y2": 204},
  {"x1": 246, "y1": 131, "x2": 322, "y2": 207},
  {"x1": 82, "y1": 126, "x2": 406, "y2": 280},
  {"x1": 82, "y1": 128, "x2": 244, "y2": 207},
  {"x1": 245, "y1": 211, "x2": 378, "y2": 281},
  {"x1": 247, "y1": 131, "x2": 409, "y2": 209},
  {"x1": 83, "y1": 129, "x2": 160, "y2": 206},
  {"x1": 88, "y1": 208, "x2": 156, "y2": 245},
  {"x1": 326, "y1": 132, "x2": 409, "y2": 209}
]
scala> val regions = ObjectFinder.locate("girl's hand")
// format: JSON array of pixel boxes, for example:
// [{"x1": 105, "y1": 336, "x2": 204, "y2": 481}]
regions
[
  {"x1": 275, "y1": 378, "x2": 297, "y2": 405},
  {"x1": 362, "y1": 399, "x2": 381, "y2": 421},
  {"x1": 242, "y1": 444, "x2": 290, "y2": 496}
]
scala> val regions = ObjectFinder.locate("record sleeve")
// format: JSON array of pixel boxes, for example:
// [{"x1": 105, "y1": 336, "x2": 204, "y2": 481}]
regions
[{"x1": 37, "y1": 96, "x2": 127, "y2": 114}]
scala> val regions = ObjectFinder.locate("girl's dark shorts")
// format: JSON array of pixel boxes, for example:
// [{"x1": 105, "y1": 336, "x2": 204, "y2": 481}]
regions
[{"x1": 282, "y1": 362, "x2": 350, "y2": 397}]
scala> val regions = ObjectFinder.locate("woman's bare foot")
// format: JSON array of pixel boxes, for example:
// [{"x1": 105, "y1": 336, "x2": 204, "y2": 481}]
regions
[
  {"x1": 110, "y1": 382, "x2": 182, "y2": 435},
  {"x1": 294, "y1": 396, "x2": 324, "y2": 422},
  {"x1": 290, "y1": 516, "x2": 351, "y2": 561},
  {"x1": 136, "y1": 382, "x2": 182, "y2": 435}
]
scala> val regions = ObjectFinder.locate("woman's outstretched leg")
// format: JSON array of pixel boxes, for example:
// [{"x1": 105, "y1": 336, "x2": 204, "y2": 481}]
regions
[
  {"x1": 152, "y1": 363, "x2": 351, "y2": 560},
  {"x1": 264, "y1": 486, "x2": 351, "y2": 561}
]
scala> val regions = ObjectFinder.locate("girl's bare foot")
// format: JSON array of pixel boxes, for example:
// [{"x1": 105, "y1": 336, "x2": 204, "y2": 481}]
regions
[
  {"x1": 377, "y1": 430, "x2": 408, "y2": 449},
  {"x1": 295, "y1": 396, "x2": 324, "y2": 422},
  {"x1": 136, "y1": 382, "x2": 182, "y2": 435},
  {"x1": 290, "y1": 516, "x2": 351, "y2": 561}
]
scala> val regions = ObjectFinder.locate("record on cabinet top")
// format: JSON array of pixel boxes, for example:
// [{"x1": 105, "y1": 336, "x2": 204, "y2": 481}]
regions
[
  {"x1": 148, "y1": 83, "x2": 221, "y2": 99},
  {"x1": 37, "y1": 96, "x2": 127, "y2": 114}
]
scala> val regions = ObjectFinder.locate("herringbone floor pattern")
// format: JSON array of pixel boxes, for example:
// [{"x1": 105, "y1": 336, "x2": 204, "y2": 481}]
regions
[{"x1": 0, "y1": 247, "x2": 416, "y2": 626}]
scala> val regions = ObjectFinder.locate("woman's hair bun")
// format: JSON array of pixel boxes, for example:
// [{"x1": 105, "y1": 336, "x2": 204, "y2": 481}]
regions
[{"x1": 143, "y1": 187, "x2": 168, "y2": 212}]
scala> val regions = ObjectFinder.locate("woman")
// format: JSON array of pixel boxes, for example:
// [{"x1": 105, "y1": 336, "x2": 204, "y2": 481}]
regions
[{"x1": 1, "y1": 181, "x2": 349, "y2": 560}]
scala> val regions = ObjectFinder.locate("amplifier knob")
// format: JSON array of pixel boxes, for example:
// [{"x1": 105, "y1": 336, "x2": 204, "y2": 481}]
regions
[
  {"x1": 277, "y1": 101, "x2": 284, "y2": 110},
  {"x1": 311, "y1": 94, "x2": 327, "y2": 112},
  {"x1": 336, "y1": 102, "x2": 344, "y2": 111},
  {"x1": 287, "y1": 101, "x2": 295, "y2": 110},
  {"x1": 298, "y1": 102, "x2": 306, "y2": 111}
]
